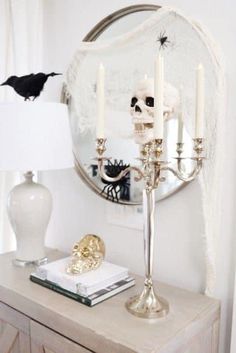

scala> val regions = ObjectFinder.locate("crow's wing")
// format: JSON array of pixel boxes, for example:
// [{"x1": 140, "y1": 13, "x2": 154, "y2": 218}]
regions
[
  {"x1": 13, "y1": 74, "x2": 35, "y2": 98},
  {"x1": 18, "y1": 73, "x2": 34, "y2": 80},
  {"x1": 28, "y1": 74, "x2": 48, "y2": 97}
]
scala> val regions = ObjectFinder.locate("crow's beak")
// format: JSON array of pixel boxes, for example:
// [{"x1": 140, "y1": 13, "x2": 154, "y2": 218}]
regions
[
  {"x1": 0, "y1": 82, "x2": 6, "y2": 86},
  {"x1": 54, "y1": 73, "x2": 62, "y2": 76}
]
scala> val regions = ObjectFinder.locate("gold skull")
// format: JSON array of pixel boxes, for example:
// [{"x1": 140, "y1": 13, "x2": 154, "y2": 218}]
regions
[{"x1": 66, "y1": 234, "x2": 105, "y2": 274}]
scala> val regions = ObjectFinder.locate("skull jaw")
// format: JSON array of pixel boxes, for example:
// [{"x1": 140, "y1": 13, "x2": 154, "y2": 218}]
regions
[{"x1": 134, "y1": 124, "x2": 154, "y2": 145}]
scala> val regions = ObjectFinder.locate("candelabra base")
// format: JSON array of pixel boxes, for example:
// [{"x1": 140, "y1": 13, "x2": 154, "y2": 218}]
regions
[{"x1": 125, "y1": 283, "x2": 169, "y2": 319}]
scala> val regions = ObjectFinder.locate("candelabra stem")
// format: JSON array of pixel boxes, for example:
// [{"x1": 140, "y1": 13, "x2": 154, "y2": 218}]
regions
[
  {"x1": 125, "y1": 188, "x2": 169, "y2": 318},
  {"x1": 144, "y1": 188, "x2": 154, "y2": 280}
]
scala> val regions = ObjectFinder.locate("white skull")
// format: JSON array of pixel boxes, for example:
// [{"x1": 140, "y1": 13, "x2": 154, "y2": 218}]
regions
[{"x1": 130, "y1": 78, "x2": 179, "y2": 145}]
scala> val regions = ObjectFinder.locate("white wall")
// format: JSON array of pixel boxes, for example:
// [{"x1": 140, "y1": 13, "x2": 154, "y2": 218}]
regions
[{"x1": 41, "y1": 1, "x2": 236, "y2": 352}]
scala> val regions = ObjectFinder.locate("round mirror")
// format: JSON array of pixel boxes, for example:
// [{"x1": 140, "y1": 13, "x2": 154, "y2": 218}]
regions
[{"x1": 62, "y1": 5, "x2": 195, "y2": 205}]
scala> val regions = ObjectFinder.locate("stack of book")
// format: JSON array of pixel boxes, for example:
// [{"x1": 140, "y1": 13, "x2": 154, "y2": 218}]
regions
[{"x1": 30, "y1": 257, "x2": 135, "y2": 307}]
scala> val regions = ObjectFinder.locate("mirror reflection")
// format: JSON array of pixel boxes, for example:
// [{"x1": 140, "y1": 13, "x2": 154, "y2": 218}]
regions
[{"x1": 65, "y1": 7, "x2": 196, "y2": 204}]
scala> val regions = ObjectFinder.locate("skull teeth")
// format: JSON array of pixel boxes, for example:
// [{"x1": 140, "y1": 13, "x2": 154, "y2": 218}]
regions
[
  {"x1": 134, "y1": 123, "x2": 153, "y2": 134},
  {"x1": 134, "y1": 123, "x2": 153, "y2": 132}
]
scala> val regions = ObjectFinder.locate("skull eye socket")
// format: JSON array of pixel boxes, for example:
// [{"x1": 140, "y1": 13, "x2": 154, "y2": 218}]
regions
[
  {"x1": 131, "y1": 97, "x2": 138, "y2": 107},
  {"x1": 146, "y1": 97, "x2": 154, "y2": 107}
]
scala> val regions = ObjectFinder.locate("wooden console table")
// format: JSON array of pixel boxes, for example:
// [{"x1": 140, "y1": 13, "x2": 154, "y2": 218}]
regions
[{"x1": 0, "y1": 249, "x2": 220, "y2": 353}]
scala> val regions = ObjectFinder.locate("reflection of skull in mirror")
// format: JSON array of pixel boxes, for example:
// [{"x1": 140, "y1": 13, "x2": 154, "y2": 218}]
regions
[{"x1": 130, "y1": 78, "x2": 179, "y2": 145}]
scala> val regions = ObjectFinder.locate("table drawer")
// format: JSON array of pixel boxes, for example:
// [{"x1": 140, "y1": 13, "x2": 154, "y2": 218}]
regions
[
  {"x1": 30, "y1": 320, "x2": 92, "y2": 353},
  {"x1": 0, "y1": 302, "x2": 30, "y2": 353}
]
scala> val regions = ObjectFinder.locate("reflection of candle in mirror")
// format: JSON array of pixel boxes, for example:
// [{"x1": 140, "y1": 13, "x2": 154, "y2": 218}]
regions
[
  {"x1": 177, "y1": 86, "x2": 184, "y2": 143},
  {"x1": 96, "y1": 63, "x2": 105, "y2": 138},
  {"x1": 195, "y1": 64, "x2": 204, "y2": 138},
  {"x1": 154, "y1": 54, "x2": 164, "y2": 139}
]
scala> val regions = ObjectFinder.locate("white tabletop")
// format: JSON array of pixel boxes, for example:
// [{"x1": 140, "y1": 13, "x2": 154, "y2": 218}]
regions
[{"x1": 0, "y1": 249, "x2": 220, "y2": 353}]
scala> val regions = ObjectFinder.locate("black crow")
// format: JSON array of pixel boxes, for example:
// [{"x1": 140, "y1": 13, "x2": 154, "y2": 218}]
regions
[{"x1": 0, "y1": 72, "x2": 62, "y2": 100}]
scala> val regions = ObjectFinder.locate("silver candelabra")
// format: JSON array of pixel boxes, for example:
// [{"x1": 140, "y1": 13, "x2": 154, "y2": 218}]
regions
[{"x1": 95, "y1": 137, "x2": 204, "y2": 318}]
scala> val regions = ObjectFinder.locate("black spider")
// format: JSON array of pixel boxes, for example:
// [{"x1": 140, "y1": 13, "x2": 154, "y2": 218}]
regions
[
  {"x1": 156, "y1": 30, "x2": 171, "y2": 50},
  {"x1": 96, "y1": 160, "x2": 130, "y2": 203},
  {"x1": 91, "y1": 160, "x2": 130, "y2": 202},
  {"x1": 101, "y1": 160, "x2": 130, "y2": 203}
]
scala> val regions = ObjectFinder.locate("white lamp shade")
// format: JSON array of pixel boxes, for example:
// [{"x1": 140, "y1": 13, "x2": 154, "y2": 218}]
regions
[{"x1": 0, "y1": 102, "x2": 74, "y2": 171}]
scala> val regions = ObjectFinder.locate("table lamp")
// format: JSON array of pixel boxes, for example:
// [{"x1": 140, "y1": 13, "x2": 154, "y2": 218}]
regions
[{"x1": 0, "y1": 102, "x2": 74, "y2": 266}]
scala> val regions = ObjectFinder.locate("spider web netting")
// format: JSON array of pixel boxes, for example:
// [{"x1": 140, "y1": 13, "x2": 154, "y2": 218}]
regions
[{"x1": 65, "y1": 6, "x2": 225, "y2": 295}]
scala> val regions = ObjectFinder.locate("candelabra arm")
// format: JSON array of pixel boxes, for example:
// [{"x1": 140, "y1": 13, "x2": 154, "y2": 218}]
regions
[
  {"x1": 95, "y1": 138, "x2": 144, "y2": 182},
  {"x1": 97, "y1": 157, "x2": 144, "y2": 183},
  {"x1": 161, "y1": 159, "x2": 203, "y2": 182},
  {"x1": 163, "y1": 138, "x2": 204, "y2": 182}
]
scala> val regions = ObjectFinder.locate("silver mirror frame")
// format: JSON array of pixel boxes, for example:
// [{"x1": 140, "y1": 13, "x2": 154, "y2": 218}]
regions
[{"x1": 62, "y1": 4, "x2": 187, "y2": 205}]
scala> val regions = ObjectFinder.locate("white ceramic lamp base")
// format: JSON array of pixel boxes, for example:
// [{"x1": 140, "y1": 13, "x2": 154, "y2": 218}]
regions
[{"x1": 7, "y1": 172, "x2": 52, "y2": 266}]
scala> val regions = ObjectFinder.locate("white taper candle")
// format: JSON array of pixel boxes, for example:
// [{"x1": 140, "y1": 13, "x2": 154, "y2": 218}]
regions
[
  {"x1": 177, "y1": 86, "x2": 184, "y2": 143},
  {"x1": 195, "y1": 64, "x2": 204, "y2": 138},
  {"x1": 96, "y1": 63, "x2": 105, "y2": 139},
  {"x1": 154, "y1": 54, "x2": 164, "y2": 139}
]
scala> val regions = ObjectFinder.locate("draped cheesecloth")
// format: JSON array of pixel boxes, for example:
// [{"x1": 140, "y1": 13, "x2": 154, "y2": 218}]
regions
[{"x1": 65, "y1": 6, "x2": 225, "y2": 295}]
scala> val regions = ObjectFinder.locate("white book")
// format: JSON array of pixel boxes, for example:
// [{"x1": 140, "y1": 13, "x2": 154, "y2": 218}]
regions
[
  {"x1": 30, "y1": 273, "x2": 135, "y2": 307},
  {"x1": 36, "y1": 257, "x2": 129, "y2": 296}
]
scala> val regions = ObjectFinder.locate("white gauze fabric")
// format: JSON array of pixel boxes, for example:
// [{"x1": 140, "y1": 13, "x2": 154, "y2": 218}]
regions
[{"x1": 65, "y1": 6, "x2": 225, "y2": 295}]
